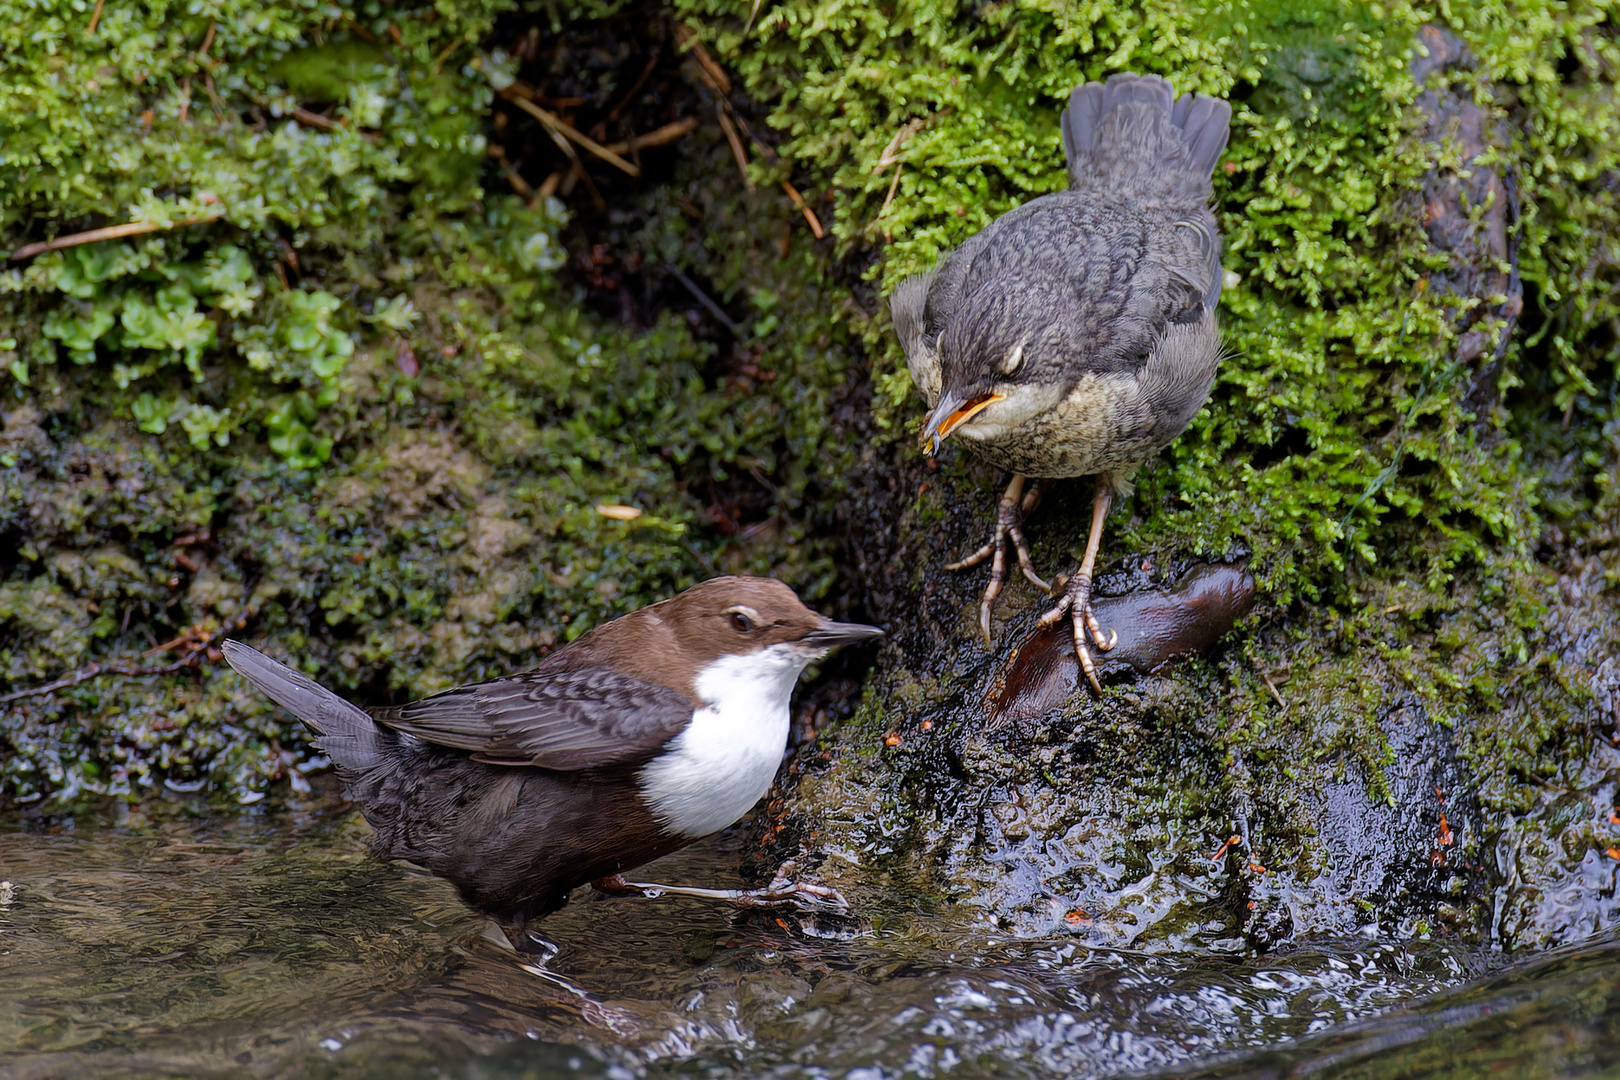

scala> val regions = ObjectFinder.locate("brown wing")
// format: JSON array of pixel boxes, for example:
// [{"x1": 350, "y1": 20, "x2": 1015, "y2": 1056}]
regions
[{"x1": 371, "y1": 667, "x2": 693, "y2": 770}]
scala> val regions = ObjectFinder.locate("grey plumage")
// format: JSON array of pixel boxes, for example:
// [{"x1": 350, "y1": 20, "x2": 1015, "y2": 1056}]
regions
[
  {"x1": 893, "y1": 73, "x2": 1232, "y2": 692},
  {"x1": 219, "y1": 640, "x2": 384, "y2": 776},
  {"x1": 894, "y1": 71, "x2": 1231, "y2": 487}
]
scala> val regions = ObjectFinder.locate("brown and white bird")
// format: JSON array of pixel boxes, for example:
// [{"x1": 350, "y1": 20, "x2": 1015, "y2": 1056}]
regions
[
  {"x1": 891, "y1": 73, "x2": 1231, "y2": 693},
  {"x1": 222, "y1": 576, "x2": 882, "y2": 953}
]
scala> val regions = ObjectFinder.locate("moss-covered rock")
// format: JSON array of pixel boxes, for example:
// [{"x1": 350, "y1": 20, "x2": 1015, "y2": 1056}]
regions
[
  {"x1": 3, "y1": 0, "x2": 1618, "y2": 957},
  {"x1": 0, "y1": 0, "x2": 867, "y2": 803}
]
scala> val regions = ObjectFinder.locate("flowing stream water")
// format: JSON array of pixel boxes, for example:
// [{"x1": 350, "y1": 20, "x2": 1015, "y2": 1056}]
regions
[{"x1": 2, "y1": 797, "x2": 1617, "y2": 1079}]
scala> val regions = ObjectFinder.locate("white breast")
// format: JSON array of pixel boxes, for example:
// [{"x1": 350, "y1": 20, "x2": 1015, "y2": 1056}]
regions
[{"x1": 638, "y1": 644, "x2": 814, "y2": 838}]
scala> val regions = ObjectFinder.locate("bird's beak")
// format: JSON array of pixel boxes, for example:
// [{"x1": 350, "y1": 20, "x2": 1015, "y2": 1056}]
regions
[
  {"x1": 803, "y1": 619, "x2": 885, "y2": 650},
  {"x1": 920, "y1": 389, "x2": 1005, "y2": 456}
]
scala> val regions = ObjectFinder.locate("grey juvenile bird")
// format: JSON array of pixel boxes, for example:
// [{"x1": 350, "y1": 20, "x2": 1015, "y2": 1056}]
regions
[
  {"x1": 891, "y1": 73, "x2": 1230, "y2": 693},
  {"x1": 222, "y1": 576, "x2": 882, "y2": 953}
]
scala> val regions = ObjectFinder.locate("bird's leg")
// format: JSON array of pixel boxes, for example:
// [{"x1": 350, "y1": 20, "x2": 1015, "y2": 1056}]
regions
[
  {"x1": 1038, "y1": 481, "x2": 1119, "y2": 694},
  {"x1": 946, "y1": 474, "x2": 1053, "y2": 644},
  {"x1": 484, "y1": 919, "x2": 563, "y2": 959},
  {"x1": 591, "y1": 867, "x2": 849, "y2": 914}
]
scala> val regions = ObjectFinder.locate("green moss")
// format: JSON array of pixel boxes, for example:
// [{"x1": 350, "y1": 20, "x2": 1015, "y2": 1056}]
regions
[
  {"x1": 1, "y1": 0, "x2": 1616, "y2": 842},
  {"x1": 669, "y1": 0, "x2": 1619, "y2": 818},
  {"x1": 0, "y1": 0, "x2": 866, "y2": 804}
]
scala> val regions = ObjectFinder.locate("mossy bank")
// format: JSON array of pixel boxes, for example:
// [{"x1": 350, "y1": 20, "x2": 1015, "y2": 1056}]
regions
[{"x1": 3, "y1": 0, "x2": 1618, "y2": 951}]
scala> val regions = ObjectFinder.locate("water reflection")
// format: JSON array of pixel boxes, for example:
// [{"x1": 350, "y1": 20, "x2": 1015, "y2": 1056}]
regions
[{"x1": 0, "y1": 800, "x2": 1615, "y2": 1079}]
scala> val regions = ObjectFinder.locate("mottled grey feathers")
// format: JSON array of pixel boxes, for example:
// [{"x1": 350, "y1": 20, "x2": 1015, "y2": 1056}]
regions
[
  {"x1": 220, "y1": 641, "x2": 384, "y2": 777},
  {"x1": 892, "y1": 72, "x2": 1229, "y2": 460},
  {"x1": 222, "y1": 639, "x2": 691, "y2": 774},
  {"x1": 376, "y1": 667, "x2": 693, "y2": 770},
  {"x1": 1061, "y1": 73, "x2": 1230, "y2": 204}
]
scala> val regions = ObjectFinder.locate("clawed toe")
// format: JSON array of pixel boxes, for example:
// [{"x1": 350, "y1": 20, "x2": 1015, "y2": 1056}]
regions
[
  {"x1": 947, "y1": 474, "x2": 1052, "y2": 644},
  {"x1": 1040, "y1": 572, "x2": 1112, "y2": 695},
  {"x1": 733, "y1": 879, "x2": 851, "y2": 914}
]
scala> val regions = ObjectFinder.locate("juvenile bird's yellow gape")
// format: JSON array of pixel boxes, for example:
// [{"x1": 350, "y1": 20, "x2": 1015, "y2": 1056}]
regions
[{"x1": 893, "y1": 73, "x2": 1231, "y2": 693}]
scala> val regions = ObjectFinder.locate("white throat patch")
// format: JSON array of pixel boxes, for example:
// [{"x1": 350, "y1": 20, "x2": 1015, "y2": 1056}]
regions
[{"x1": 638, "y1": 643, "x2": 818, "y2": 838}]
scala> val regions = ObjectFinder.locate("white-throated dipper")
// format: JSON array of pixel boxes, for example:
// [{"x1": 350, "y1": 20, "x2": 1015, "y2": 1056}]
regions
[
  {"x1": 891, "y1": 73, "x2": 1231, "y2": 693},
  {"x1": 221, "y1": 576, "x2": 882, "y2": 952}
]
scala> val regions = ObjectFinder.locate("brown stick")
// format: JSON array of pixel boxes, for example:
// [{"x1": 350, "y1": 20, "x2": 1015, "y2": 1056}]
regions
[
  {"x1": 503, "y1": 94, "x2": 640, "y2": 177},
  {"x1": 535, "y1": 170, "x2": 564, "y2": 202},
  {"x1": 608, "y1": 46, "x2": 663, "y2": 122},
  {"x1": 196, "y1": 21, "x2": 216, "y2": 62},
  {"x1": 675, "y1": 26, "x2": 732, "y2": 94},
  {"x1": 602, "y1": 115, "x2": 699, "y2": 155},
  {"x1": 289, "y1": 106, "x2": 340, "y2": 130},
  {"x1": 780, "y1": 180, "x2": 824, "y2": 238},
  {"x1": 489, "y1": 146, "x2": 535, "y2": 199},
  {"x1": 86, "y1": 0, "x2": 106, "y2": 35},
  {"x1": 716, "y1": 105, "x2": 754, "y2": 191},
  {"x1": 432, "y1": 37, "x2": 461, "y2": 73},
  {"x1": 1, "y1": 608, "x2": 256, "y2": 705},
  {"x1": 879, "y1": 161, "x2": 903, "y2": 217},
  {"x1": 9, "y1": 208, "x2": 223, "y2": 261},
  {"x1": 0, "y1": 658, "x2": 197, "y2": 705},
  {"x1": 343, "y1": 14, "x2": 378, "y2": 42}
]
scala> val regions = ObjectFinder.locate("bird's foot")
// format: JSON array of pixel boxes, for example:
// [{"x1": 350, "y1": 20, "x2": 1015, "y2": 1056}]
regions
[
  {"x1": 1037, "y1": 567, "x2": 1118, "y2": 695},
  {"x1": 483, "y1": 918, "x2": 562, "y2": 960},
  {"x1": 946, "y1": 474, "x2": 1051, "y2": 644},
  {"x1": 592, "y1": 868, "x2": 850, "y2": 915}
]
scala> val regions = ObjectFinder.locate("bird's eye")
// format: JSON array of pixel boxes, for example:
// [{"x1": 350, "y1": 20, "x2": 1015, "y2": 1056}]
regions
[{"x1": 730, "y1": 612, "x2": 753, "y2": 633}]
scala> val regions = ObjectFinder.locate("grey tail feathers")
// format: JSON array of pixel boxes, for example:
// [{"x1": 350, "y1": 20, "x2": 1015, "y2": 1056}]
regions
[
  {"x1": 221, "y1": 640, "x2": 383, "y2": 776},
  {"x1": 1061, "y1": 73, "x2": 1231, "y2": 202}
]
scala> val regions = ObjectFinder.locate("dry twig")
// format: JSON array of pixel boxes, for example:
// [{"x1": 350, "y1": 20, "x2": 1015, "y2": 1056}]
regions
[
  {"x1": 86, "y1": 0, "x2": 106, "y2": 35},
  {"x1": 9, "y1": 196, "x2": 223, "y2": 261},
  {"x1": 716, "y1": 106, "x2": 754, "y2": 191},
  {"x1": 780, "y1": 180, "x2": 825, "y2": 238},
  {"x1": 675, "y1": 26, "x2": 732, "y2": 94},
  {"x1": 0, "y1": 608, "x2": 255, "y2": 706},
  {"x1": 603, "y1": 115, "x2": 699, "y2": 155},
  {"x1": 195, "y1": 22, "x2": 217, "y2": 62},
  {"x1": 289, "y1": 106, "x2": 340, "y2": 130},
  {"x1": 503, "y1": 93, "x2": 641, "y2": 177}
]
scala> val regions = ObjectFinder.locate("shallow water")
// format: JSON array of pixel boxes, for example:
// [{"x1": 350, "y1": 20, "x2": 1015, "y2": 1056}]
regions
[{"x1": 1, "y1": 800, "x2": 1616, "y2": 1080}]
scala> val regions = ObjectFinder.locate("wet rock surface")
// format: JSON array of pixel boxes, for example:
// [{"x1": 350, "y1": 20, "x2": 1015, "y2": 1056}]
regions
[
  {"x1": 3, "y1": 800, "x2": 1617, "y2": 1080},
  {"x1": 752, "y1": 21, "x2": 1620, "y2": 951}
]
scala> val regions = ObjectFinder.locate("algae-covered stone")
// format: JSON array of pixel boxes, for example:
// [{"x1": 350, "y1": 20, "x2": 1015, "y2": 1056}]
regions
[{"x1": 2, "y1": 0, "x2": 1618, "y2": 957}]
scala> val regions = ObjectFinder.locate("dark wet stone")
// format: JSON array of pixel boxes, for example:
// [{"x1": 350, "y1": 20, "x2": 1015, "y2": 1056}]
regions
[{"x1": 986, "y1": 563, "x2": 1257, "y2": 728}]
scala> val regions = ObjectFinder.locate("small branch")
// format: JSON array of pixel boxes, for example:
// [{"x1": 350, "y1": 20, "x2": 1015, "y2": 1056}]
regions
[
  {"x1": 502, "y1": 93, "x2": 640, "y2": 177},
  {"x1": 86, "y1": 0, "x2": 106, "y2": 35},
  {"x1": 602, "y1": 115, "x2": 699, "y2": 155},
  {"x1": 675, "y1": 26, "x2": 732, "y2": 94},
  {"x1": 9, "y1": 202, "x2": 223, "y2": 261},
  {"x1": 0, "y1": 659, "x2": 195, "y2": 705},
  {"x1": 432, "y1": 37, "x2": 462, "y2": 74},
  {"x1": 780, "y1": 180, "x2": 824, "y2": 238},
  {"x1": 608, "y1": 44, "x2": 663, "y2": 123},
  {"x1": 487, "y1": 145, "x2": 535, "y2": 198},
  {"x1": 289, "y1": 106, "x2": 340, "y2": 130},
  {"x1": 874, "y1": 118, "x2": 926, "y2": 172},
  {"x1": 343, "y1": 14, "x2": 377, "y2": 42},
  {"x1": 537, "y1": 119, "x2": 605, "y2": 210},
  {"x1": 879, "y1": 161, "x2": 903, "y2": 218},
  {"x1": 195, "y1": 21, "x2": 216, "y2": 63},
  {"x1": 716, "y1": 105, "x2": 754, "y2": 192},
  {"x1": 0, "y1": 608, "x2": 257, "y2": 705}
]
